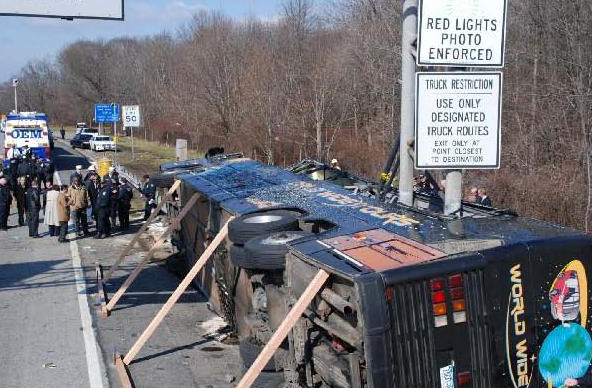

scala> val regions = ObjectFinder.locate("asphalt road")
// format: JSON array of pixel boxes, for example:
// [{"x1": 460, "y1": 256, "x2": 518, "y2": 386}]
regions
[
  {"x1": 0, "y1": 140, "x2": 107, "y2": 387},
  {"x1": 0, "y1": 133, "x2": 243, "y2": 388}
]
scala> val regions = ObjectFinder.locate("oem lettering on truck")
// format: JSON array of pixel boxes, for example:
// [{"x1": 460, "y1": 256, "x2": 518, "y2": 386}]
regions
[{"x1": 3, "y1": 112, "x2": 51, "y2": 165}]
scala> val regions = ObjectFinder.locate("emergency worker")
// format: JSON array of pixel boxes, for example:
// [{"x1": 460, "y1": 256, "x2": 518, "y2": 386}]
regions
[
  {"x1": 26, "y1": 179, "x2": 42, "y2": 238},
  {"x1": 86, "y1": 173, "x2": 101, "y2": 221},
  {"x1": 117, "y1": 177, "x2": 133, "y2": 230},
  {"x1": 0, "y1": 177, "x2": 12, "y2": 231},
  {"x1": 95, "y1": 180, "x2": 111, "y2": 239},
  {"x1": 14, "y1": 176, "x2": 27, "y2": 226},
  {"x1": 141, "y1": 175, "x2": 156, "y2": 221}
]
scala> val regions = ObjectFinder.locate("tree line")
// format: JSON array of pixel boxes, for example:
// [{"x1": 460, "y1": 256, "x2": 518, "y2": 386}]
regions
[{"x1": 1, "y1": 0, "x2": 591, "y2": 231}]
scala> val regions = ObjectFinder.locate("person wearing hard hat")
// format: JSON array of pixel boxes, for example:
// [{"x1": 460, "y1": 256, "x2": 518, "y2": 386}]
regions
[
  {"x1": 330, "y1": 158, "x2": 341, "y2": 171},
  {"x1": 84, "y1": 165, "x2": 97, "y2": 183}
]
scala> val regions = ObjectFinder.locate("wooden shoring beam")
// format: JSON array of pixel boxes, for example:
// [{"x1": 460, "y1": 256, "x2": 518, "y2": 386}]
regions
[
  {"x1": 122, "y1": 217, "x2": 234, "y2": 365},
  {"x1": 103, "y1": 180, "x2": 181, "y2": 282},
  {"x1": 105, "y1": 192, "x2": 200, "y2": 313},
  {"x1": 236, "y1": 269, "x2": 329, "y2": 388},
  {"x1": 95, "y1": 263, "x2": 109, "y2": 318},
  {"x1": 114, "y1": 354, "x2": 134, "y2": 388}
]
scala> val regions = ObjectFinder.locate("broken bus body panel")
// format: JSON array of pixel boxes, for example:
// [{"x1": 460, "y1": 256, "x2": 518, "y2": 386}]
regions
[{"x1": 166, "y1": 157, "x2": 591, "y2": 388}]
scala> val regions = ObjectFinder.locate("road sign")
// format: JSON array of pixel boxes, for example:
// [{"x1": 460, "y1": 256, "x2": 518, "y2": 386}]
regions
[
  {"x1": 417, "y1": 0, "x2": 508, "y2": 68},
  {"x1": 95, "y1": 104, "x2": 119, "y2": 123},
  {"x1": 415, "y1": 72, "x2": 502, "y2": 169},
  {"x1": 122, "y1": 105, "x2": 141, "y2": 127},
  {"x1": 0, "y1": 0, "x2": 124, "y2": 20}
]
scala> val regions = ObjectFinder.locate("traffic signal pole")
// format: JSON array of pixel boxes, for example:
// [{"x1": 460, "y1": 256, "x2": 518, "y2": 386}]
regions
[{"x1": 398, "y1": 0, "x2": 418, "y2": 207}]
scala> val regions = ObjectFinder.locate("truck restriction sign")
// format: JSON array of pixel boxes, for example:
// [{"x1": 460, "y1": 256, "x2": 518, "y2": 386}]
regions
[
  {"x1": 417, "y1": 0, "x2": 508, "y2": 68},
  {"x1": 122, "y1": 105, "x2": 141, "y2": 127},
  {"x1": 415, "y1": 72, "x2": 502, "y2": 169}
]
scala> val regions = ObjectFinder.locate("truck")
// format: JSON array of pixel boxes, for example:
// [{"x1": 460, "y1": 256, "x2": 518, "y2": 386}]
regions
[
  {"x1": 3, "y1": 112, "x2": 52, "y2": 167},
  {"x1": 152, "y1": 154, "x2": 592, "y2": 388}
]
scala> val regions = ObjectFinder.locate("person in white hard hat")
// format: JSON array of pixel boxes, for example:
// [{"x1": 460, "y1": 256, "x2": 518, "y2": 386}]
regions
[
  {"x1": 83, "y1": 165, "x2": 96, "y2": 183},
  {"x1": 330, "y1": 158, "x2": 341, "y2": 170}
]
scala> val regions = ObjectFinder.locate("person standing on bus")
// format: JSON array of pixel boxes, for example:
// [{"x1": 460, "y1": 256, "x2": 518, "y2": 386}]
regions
[
  {"x1": 26, "y1": 179, "x2": 41, "y2": 238},
  {"x1": 0, "y1": 177, "x2": 12, "y2": 231},
  {"x1": 6, "y1": 144, "x2": 21, "y2": 161}
]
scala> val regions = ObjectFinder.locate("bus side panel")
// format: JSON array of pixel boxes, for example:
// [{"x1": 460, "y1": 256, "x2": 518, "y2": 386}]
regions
[
  {"x1": 481, "y1": 243, "x2": 535, "y2": 388},
  {"x1": 527, "y1": 237, "x2": 592, "y2": 388}
]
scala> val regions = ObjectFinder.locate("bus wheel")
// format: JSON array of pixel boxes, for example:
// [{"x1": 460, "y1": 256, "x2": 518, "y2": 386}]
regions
[
  {"x1": 228, "y1": 211, "x2": 300, "y2": 246},
  {"x1": 240, "y1": 231, "x2": 312, "y2": 270}
]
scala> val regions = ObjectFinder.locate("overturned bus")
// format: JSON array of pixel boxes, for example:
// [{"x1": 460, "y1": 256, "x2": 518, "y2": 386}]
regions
[{"x1": 153, "y1": 156, "x2": 592, "y2": 388}]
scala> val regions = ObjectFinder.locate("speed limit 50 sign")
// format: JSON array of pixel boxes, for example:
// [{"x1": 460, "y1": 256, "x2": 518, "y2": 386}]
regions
[{"x1": 122, "y1": 105, "x2": 141, "y2": 127}]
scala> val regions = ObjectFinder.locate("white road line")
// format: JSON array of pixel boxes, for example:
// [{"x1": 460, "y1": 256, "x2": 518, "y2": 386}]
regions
[{"x1": 55, "y1": 170, "x2": 108, "y2": 388}]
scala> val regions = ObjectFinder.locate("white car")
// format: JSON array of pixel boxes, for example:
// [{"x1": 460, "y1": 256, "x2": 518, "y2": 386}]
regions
[{"x1": 90, "y1": 135, "x2": 116, "y2": 152}]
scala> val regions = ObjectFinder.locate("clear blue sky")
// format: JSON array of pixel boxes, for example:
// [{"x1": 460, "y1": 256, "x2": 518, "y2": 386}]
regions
[{"x1": 0, "y1": 0, "x2": 281, "y2": 81}]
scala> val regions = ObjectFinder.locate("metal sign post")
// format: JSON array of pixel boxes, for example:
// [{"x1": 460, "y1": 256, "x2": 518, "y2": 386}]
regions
[
  {"x1": 398, "y1": 0, "x2": 418, "y2": 207},
  {"x1": 12, "y1": 79, "x2": 18, "y2": 113}
]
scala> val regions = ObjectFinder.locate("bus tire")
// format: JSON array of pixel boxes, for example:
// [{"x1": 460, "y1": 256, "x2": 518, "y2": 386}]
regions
[
  {"x1": 228, "y1": 211, "x2": 299, "y2": 246},
  {"x1": 230, "y1": 244, "x2": 248, "y2": 268},
  {"x1": 241, "y1": 231, "x2": 312, "y2": 270}
]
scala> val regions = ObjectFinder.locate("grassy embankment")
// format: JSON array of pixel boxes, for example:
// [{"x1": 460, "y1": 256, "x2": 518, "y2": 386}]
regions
[{"x1": 62, "y1": 126, "x2": 201, "y2": 176}]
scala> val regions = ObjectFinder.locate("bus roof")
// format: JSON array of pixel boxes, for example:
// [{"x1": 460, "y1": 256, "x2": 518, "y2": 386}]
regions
[{"x1": 179, "y1": 158, "x2": 582, "y2": 273}]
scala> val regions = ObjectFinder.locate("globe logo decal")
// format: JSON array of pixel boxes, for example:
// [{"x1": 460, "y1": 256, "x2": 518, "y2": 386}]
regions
[{"x1": 539, "y1": 323, "x2": 592, "y2": 387}]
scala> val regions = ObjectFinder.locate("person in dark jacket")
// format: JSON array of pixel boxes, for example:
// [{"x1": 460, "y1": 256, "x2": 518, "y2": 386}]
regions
[
  {"x1": 37, "y1": 160, "x2": 52, "y2": 188},
  {"x1": 85, "y1": 173, "x2": 101, "y2": 221},
  {"x1": 8, "y1": 158, "x2": 19, "y2": 189},
  {"x1": 478, "y1": 188, "x2": 492, "y2": 207},
  {"x1": 141, "y1": 175, "x2": 156, "y2": 221},
  {"x1": 70, "y1": 165, "x2": 83, "y2": 185},
  {"x1": 0, "y1": 177, "x2": 12, "y2": 231},
  {"x1": 83, "y1": 165, "x2": 97, "y2": 183},
  {"x1": 60, "y1": 127, "x2": 66, "y2": 140},
  {"x1": 26, "y1": 179, "x2": 42, "y2": 238},
  {"x1": 18, "y1": 157, "x2": 36, "y2": 180},
  {"x1": 95, "y1": 180, "x2": 111, "y2": 239},
  {"x1": 14, "y1": 176, "x2": 27, "y2": 226},
  {"x1": 109, "y1": 181, "x2": 119, "y2": 229},
  {"x1": 117, "y1": 177, "x2": 133, "y2": 230}
]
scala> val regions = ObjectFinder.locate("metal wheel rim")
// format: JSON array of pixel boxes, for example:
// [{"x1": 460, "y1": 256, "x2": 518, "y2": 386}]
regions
[{"x1": 244, "y1": 215, "x2": 283, "y2": 224}]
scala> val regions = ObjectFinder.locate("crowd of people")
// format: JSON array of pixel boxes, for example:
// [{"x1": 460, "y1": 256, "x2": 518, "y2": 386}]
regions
[
  {"x1": 0, "y1": 150, "x2": 158, "y2": 241},
  {"x1": 412, "y1": 173, "x2": 493, "y2": 207}
]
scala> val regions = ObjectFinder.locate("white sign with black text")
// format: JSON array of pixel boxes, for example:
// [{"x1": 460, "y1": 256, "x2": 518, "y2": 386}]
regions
[
  {"x1": 122, "y1": 105, "x2": 141, "y2": 128},
  {"x1": 0, "y1": 0, "x2": 124, "y2": 20},
  {"x1": 415, "y1": 72, "x2": 502, "y2": 169},
  {"x1": 417, "y1": 0, "x2": 508, "y2": 68}
]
